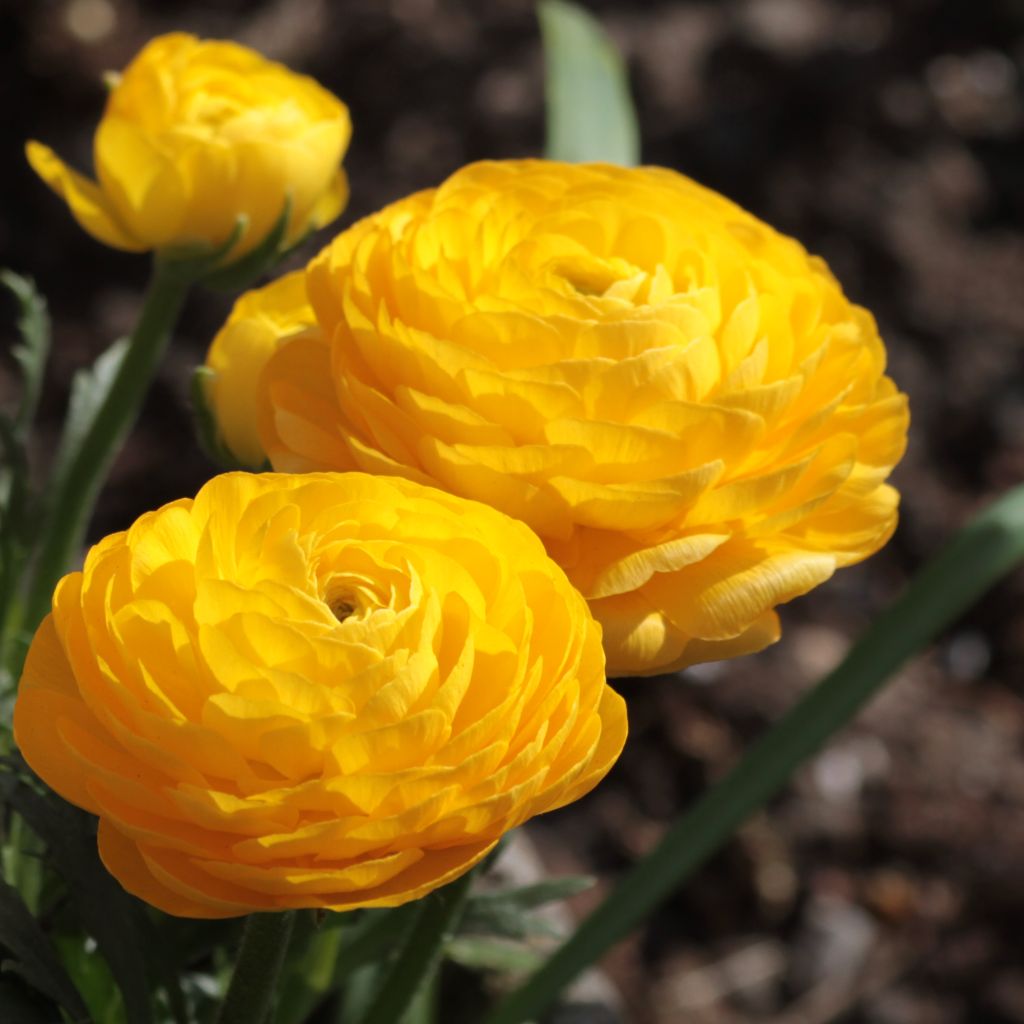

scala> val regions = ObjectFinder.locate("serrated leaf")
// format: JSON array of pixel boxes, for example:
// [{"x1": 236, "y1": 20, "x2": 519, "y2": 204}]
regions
[
  {"x1": 539, "y1": 0, "x2": 639, "y2": 165},
  {"x1": 0, "y1": 875, "x2": 89, "y2": 1020},
  {"x1": 1, "y1": 270, "x2": 51, "y2": 438},
  {"x1": 472, "y1": 876, "x2": 595, "y2": 913},
  {"x1": 9, "y1": 782, "x2": 155, "y2": 1024},
  {"x1": 460, "y1": 904, "x2": 562, "y2": 942},
  {"x1": 49, "y1": 337, "x2": 130, "y2": 496},
  {"x1": 446, "y1": 937, "x2": 543, "y2": 975},
  {"x1": 461, "y1": 876, "x2": 593, "y2": 942}
]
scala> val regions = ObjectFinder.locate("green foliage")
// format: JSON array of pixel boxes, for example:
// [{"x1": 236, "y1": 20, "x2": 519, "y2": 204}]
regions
[
  {"x1": 1, "y1": 271, "x2": 50, "y2": 440},
  {"x1": 49, "y1": 338, "x2": 130, "y2": 501},
  {"x1": 0, "y1": 874, "x2": 89, "y2": 1020},
  {"x1": 0, "y1": 273, "x2": 52, "y2": 691},
  {"x1": 538, "y1": 0, "x2": 639, "y2": 165},
  {"x1": 7, "y1": 778, "x2": 161, "y2": 1024},
  {"x1": 446, "y1": 938, "x2": 542, "y2": 975}
]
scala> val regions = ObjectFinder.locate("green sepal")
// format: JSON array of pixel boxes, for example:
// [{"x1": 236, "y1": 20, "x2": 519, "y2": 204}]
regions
[{"x1": 202, "y1": 196, "x2": 294, "y2": 293}]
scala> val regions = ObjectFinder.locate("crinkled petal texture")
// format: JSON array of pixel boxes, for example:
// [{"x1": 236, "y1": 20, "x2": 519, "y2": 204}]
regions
[
  {"x1": 14, "y1": 472, "x2": 625, "y2": 918},
  {"x1": 257, "y1": 160, "x2": 909, "y2": 677},
  {"x1": 26, "y1": 32, "x2": 351, "y2": 255}
]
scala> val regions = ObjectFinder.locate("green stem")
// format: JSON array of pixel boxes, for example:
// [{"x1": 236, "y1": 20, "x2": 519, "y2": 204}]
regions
[
  {"x1": 483, "y1": 484, "x2": 1024, "y2": 1024},
  {"x1": 217, "y1": 911, "x2": 297, "y2": 1024},
  {"x1": 357, "y1": 870, "x2": 475, "y2": 1024},
  {"x1": 21, "y1": 260, "x2": 192, "y2": 634}
]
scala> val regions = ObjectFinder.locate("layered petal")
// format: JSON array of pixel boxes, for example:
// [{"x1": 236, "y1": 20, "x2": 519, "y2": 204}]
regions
[{"x1": 15, "y1": 472, "x2": 625, "y2": 917}]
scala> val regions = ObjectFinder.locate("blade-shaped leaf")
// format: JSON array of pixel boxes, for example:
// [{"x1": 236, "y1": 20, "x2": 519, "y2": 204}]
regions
[
  {"x1": 274, "y1": 905, "x2": 421, "y2": 1024},
  {"x1": 539, "y1": 0, "x2": 639, "y2": 165},
  {"x1": 9, "y1": 781, "x2": 155, "y2": 1024},
  {"x1": 0, "y1": 875, "x2": 89, "y2": 1020},
  {"x1": 48, "y1": 337, "x2": 129, "y2": 498}
]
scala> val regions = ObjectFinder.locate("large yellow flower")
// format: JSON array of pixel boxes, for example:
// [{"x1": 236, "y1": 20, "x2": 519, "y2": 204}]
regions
[
  {"x1": 26, "y1": 33, "x2": 350, "y2": 256},
  {"x1": 14, "y1": 472, "x2": 624, "y2": 918},
  {"x1": 254, "y1": 160, "x2": 909, "y2": 677}
]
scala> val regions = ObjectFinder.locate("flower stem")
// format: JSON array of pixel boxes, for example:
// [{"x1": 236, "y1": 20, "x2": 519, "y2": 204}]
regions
[
  {"x1": 21, "y1": 259, "x2": 193, "y2": 636},
  {"x1": 357, "y1": 869, "x2": 475, "y2": 1024},
  {"x1": 482, "y1": 483, "x2": 1024, "y2": 1024},
  {"x1": 217, "y1": 911, "x2": 297, "y2": 1024}
]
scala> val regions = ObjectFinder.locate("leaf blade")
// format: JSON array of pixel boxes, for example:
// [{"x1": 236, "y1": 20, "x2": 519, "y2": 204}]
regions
[{"x1": 539, "y1": 0, "x2": 639, "y2": 165}]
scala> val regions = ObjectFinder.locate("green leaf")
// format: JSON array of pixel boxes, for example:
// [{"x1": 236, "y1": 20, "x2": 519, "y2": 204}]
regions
[
  {"x1": 274, "y1": 905, "x2": 421, "y2": 1024},
  {"x1": 8, "y1": 782, "x2": 155, "y2": 1024},
  {"x1": 0, "y1": 875, "x2": 89, "y2": 1019},
  {"x1": 446, "y1": 937, "x2": 543, "y2": 975},
  {"x1": 356, "y1": 870, "x2": 475, "y2": 1024},
  {"x1": 462, "y1": 877, "x2": 594, "y2": 942},
  {"x1": 56, "y1": 933, "x2": 128, "y2": 1024},
  {"x1": 48, "y1": 337, "x2": 130, "y2": 501},
  {"x1": 483, "y1": 482, "x2": 1024, "y2": 1024},
  {"x1": 1, "y1": 270, "x2": 51, "y2": 438},
  {"x1": 538, "y1": 0, "x2": 639, "y2": 165}
]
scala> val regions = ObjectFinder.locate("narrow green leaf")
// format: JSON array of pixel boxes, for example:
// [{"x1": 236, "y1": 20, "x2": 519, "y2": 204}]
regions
[
  {"x1": 538, "y1": 0, "x2": 639, "y2": 165},
  {"x1": 0, "y1": 875, "x2": 89, "y2": 1019},
  {"x1": 446, "y1": 937, "x2": 542, "y2": 975},
  {"x1": 277, "y1": 906, "x2": 421, "y2": 1024},
  {"x1": 9, "y1": 782, "x2": 155, "y2": 1024},
  {"x1": 1, "y1": 270, "x2": 51, "y2": 438},
  {"x1": 48, "y1": 337, "x2": 130, "y2": 498},
  {"x1": 56, "y1": 933, "x2": 129, "y2": 1024},
  {"x1": 357, "y1": 870, "x2": 475, "y2": 1024},
  {"x1": 484, "y1": 483, "x2": 1024, "y2": 1024}
]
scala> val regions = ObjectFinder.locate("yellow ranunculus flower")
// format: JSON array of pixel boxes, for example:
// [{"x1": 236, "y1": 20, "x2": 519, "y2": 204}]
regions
[
  {"x1": 14, "y1": 472, "x2": 625, "y2": 918},
  {"x1": 256, "y1": 160, "x2": 909, "y2": 677},
  {"x1": 203, "y1": 270, "x2": 316, "y2": 467},
  {"x1": 26, "y1": 33, "x2": 351, "y2": 256}
]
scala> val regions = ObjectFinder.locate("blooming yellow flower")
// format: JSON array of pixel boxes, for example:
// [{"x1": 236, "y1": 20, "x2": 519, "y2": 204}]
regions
[
  {"x1": 14, "y1": 472, "x2": 625, "y2": 917},
  {"x1": 203, "y1": 270, "x2": 316, "y2": 467},
  {"x1": 256, "y1": 160, "x2": 909, "y2": 677},
  {"x1": 26, "y1": 33, "x2": 350, "y2": 256}
]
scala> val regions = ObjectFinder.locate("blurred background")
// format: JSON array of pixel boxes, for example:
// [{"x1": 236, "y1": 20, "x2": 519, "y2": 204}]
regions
[{"x1": 3, "y1": 1, "x2": 1024, "y2": 1021}]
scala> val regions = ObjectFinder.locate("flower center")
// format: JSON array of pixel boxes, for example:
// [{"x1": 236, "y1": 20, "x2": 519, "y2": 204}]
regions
[{"x1": 323, "y1": 581, "x2": 359, "y2": 623}]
